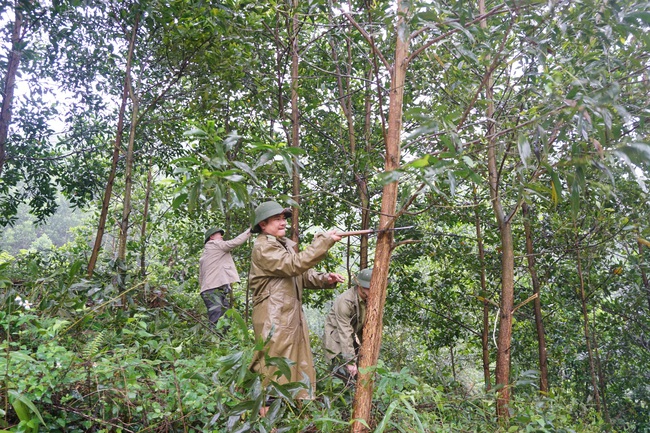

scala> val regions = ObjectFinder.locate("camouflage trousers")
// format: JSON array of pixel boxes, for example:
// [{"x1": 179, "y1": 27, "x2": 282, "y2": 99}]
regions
[{"x1": 201, "y1": 284, "x2": 231, "y2": 325}]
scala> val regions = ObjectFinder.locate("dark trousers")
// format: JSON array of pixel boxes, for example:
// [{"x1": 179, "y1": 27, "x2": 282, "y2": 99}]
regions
[{"x1": 201, "y1": 285, "x2": 231, "y2": 325}]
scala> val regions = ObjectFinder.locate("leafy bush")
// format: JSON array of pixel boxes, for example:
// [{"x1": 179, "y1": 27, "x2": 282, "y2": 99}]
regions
[{"x1": 0, "y1": 250, "x2": 635, "y2": 432}]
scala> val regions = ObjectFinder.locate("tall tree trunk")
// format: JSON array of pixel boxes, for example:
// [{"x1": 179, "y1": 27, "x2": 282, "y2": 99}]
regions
[
  {"x1": 473, "y1": 187, "x2": 491, "y2": 390},
  {"x1": 574, "y1": 232, "x2": 601, "y2": 411},
  {"x1": 478, "y1": 0, "x2": 514, "y2": 419},
  {"x1": 522, "y1": 203, "x2": 549, "y2": 393},
  {"x1": 639, "y1": 239, "x2": 650, "y2": 311},
  {"x1": 290, "y1": 0, "x2": 301, "y2": 247},
  {"x1": 0, "y1": 3, "x2": 24, "y2": 177},
  {"x1": 450, "y1": 344, "x2": 457, "y2": 381},
  {"x1": 492, "y1": 214, "x2": 515, "y2": 420},
  {"x1": 139, "y1": 163, "x2": 153, "y2": 277},
  {"x1": 356, "y1": 175, "x2": 370, "y2": 269},
  {"x1": 87, "y1": 16, "x2": 138, "y2": 277},
  {"x1": 351, "y1": 1, "x2": 410, "y2": 430},
  {"x1": 357, "y1": 66, "x2": 371, "y2": 269},
  {"x1": 116, "y1": 74, "x2": 140, "y2": 292},
  {"x1": 592, "y1": 323, "x2": 610, "y2": 423}
]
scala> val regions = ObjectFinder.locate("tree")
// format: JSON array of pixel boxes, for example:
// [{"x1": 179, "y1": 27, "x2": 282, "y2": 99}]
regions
[
  {"x1": 522, "y1": 202, "x2": 549, "y2": 393},
  {"x1": 349, "y1": 0, "x2": 411, "y2": 428},
  {"x1": 0, "y1": 0, "x2": 26, "y2": 177}
]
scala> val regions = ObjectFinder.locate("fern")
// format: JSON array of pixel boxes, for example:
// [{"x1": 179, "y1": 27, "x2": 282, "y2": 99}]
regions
[{"x1": 82, "y1": 330, "x2": 106, "y2": 360}]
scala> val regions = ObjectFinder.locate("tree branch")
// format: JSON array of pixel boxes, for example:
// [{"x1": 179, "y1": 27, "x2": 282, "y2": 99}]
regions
[
  {"x1": 407, "y1": 4, "x2": 508, "y2": 64},
  {"x1": 343, "y1": 12, "x2": 391, "y2": 73}
]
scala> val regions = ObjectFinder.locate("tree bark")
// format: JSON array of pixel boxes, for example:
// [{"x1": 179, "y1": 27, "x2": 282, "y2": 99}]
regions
[
  {"x1": 639, "y1": 239, "x2": 650, "y2": 311},
  {"x1": 116, "y1": 75, "x2": 140, "y2": 291},
  {"x1": 139, "y1": 163, "x2": 153, "y2": 277},
  {"x1": 574, "y1": 232, "x2": 601, "y2": 412},
  {"x1": 290, "y1": 0, "x2": 301, "y2": 248},
  {"x1": 493, "y1": 215, "x2": 514, "y2": 420},
  {"x1": 486, "y1": 84, "x2": 515, "y2": 418},
  {"x1": 473, "y1": 187, "x2": 491, "y2": 390},
  {"x1": 351, "y1": 1, "x2": 410, "y2": 430},
  {"x1": 592, "y1": 323, "x2": 610, "y2": 423},
  {"x1": 358, "y1": 67, "x2": 374, "y2": 269},
  {"x1": 522, "y1": 203, "x2": 549, "y2": 393},
  {"x1": 0, "y1": 3, "x2": 24, "y2": 177},
  {"x1": 478, "y1": 0, "x2": 515, "y2": 419},
  {"x1": 87, "y1": 15, "x2": 138, "y2": 278},
  {"x1": 356, "y1": 175, "x2": 370, "y2": 269},
  {"x1": 450, "y1": 344, "x2": 457, "y2": 381}
]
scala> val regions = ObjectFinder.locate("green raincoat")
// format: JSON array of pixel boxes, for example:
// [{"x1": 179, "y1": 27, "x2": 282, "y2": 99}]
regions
[{"x1": 249, "y1": 232, "x2": 337, "y2": 399}]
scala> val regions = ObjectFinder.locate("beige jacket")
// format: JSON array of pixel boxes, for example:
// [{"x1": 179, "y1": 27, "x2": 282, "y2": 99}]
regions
[
  {"x1": 249, "y1": 233, "x2": 337, "y2": 399},
  {"x1": 198, "y1": 229, "x2": 250, "y2": 292},
  {"x1": 323, "y1": 287, "x2": 366, "y2": 362}
]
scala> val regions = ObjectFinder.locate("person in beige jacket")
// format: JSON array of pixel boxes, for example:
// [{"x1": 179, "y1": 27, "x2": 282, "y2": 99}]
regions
[
  {"x1": 323, "y1": 268, "x2": 373, "y2": 384},
  {"x1": 249, "y1": 201, "x2": 345, "y2": 401},
  {"x1": 199, "y1": 226, "x2": 251, "y2": 326}
]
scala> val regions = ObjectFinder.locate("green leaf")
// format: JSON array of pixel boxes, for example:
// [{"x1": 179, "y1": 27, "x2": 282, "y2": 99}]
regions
[
  {"x1": 265, "y1": 397, "x2": 284, "y2": 423},
  {"x1": 518, "y1": 133, "x2": 532, "y2": 168},
  {"x1": 623, "y1": 11, "x2": 650, "y2": 25},
  {"x1": 172, "y1": 156, "x2": 201, "y2": 166},
  {"x1": 171, "y1": 192, "x2": 188, "y2": 209},
  {"x1": 229, "y1": 310, "x2": 248, "y2": 334},
  {"x1": 414, "y1": 10, "x2": 439, "y2": 22},
  {"x1": 447, "y1": 170, "x2": 456, "y2": 197},
  {"x1": 183, "y1": 127, "x2": 208, "y2": 137},
  {"x1": 268, "y1": 382, "x2": 295, "y2": 401},
  {"x1": 613, "y1": 142, "x2": 650, "y2": 166},
  {"x1": 278, "y1": 154, "x2": 294, "y2": 178},
  {"x1": 543, "y1": 163, "x2": 562, "y2": 207},
  {"x1": 228, "y1": 400, "x2": 256, "y2": 416},
  {"x1": 266, "y1": 356, "x2": 294, "y2": 382},
  {"x1": 12, "y1": 399, "x2": 30, "y2": 422},
  {"x1": 232, "y1": 160, "x2": 259, "y2": 182},
  {"x1": 447, "y1": 20, "x2": 474, "y2": 42},
  {"x1": 219, "y1": 351, "x2": 244, "y2": 370},
  {"x1": 9, "y1": 390, "x2": 45, "y2": 426},
  {"x1": 570, "y1": 181, "x2": 580, "y2": 219},
  {"x1": 374, "y1": 399, "x2": 400, "y2": 433},
  {"x1": 68, "y1": 259, "x2": 83, "y2": 278},
  {"x1": 378, "y1": 170, "x2": 403, "y2": 185},
  {"x1": 397, "y1": 396, "x2": 425, "y2": 433},
  {"x1": 405, "y1": 155, "x2": 431, "y2": 168},
  {"x1": 223, "y1": 174, "x2": 245, "y2": 182},
  {"x1": 5, "y1": 351, "x2": 36, "y2": 363}
]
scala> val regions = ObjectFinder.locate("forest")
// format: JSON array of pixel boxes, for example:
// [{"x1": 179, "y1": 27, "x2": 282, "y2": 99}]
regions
[{"x1": 1, "y1": 0, "x2": 649, "y2": 432}]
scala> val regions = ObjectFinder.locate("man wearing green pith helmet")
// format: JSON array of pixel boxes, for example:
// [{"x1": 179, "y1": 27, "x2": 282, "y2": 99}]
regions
[
  {"x1": 248, "y1": 200, "x2": 345, "y2": 402},
  {"x1": 323, "y1": 268, "x2": 373, "y2": 384},
  {"x1": 199, "y1": 226, "x2": 251, "y2": 327}
]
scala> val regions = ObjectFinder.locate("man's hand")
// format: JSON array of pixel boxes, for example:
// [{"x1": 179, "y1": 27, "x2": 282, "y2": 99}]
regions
[
  {"x1": 327, "y1": 229, "x2": 343, "y2": 241},
  {"x1": 327, "y1": 273, "x2": 345, "y2": 284},
  {"x1": 346, "y1": 364, "x2": 358, "y2": 376}
]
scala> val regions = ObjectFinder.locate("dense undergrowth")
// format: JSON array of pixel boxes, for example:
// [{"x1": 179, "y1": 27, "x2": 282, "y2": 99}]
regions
[{"x1": 0, "y1": 249, "x2": 619, "y2": 432}]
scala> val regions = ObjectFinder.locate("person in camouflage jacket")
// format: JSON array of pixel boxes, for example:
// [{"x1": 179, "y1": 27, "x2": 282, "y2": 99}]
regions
[{"x1": 323, "y1": 268, "x2": 372, "y2": 384}]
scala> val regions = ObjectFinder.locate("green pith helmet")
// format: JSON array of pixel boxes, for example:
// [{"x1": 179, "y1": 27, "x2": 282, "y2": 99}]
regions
[
  {"x1": 204, "y1": 227, "x2": 225, "y2": 244},
  {"x1": 252, "y1": 201, "x2": 292, "y2": 233},
  {"x1": 356, "y1": 268, "x2": 373, "y2": 288}
]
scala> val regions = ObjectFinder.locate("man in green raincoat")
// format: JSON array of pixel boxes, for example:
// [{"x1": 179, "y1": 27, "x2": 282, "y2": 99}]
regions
[
  {"x1": 249, "y1": 201, "x2": 345, "y2": 400},
  {"x1": 323, "y1": 268, "x2": 373, "y2": 384}
]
